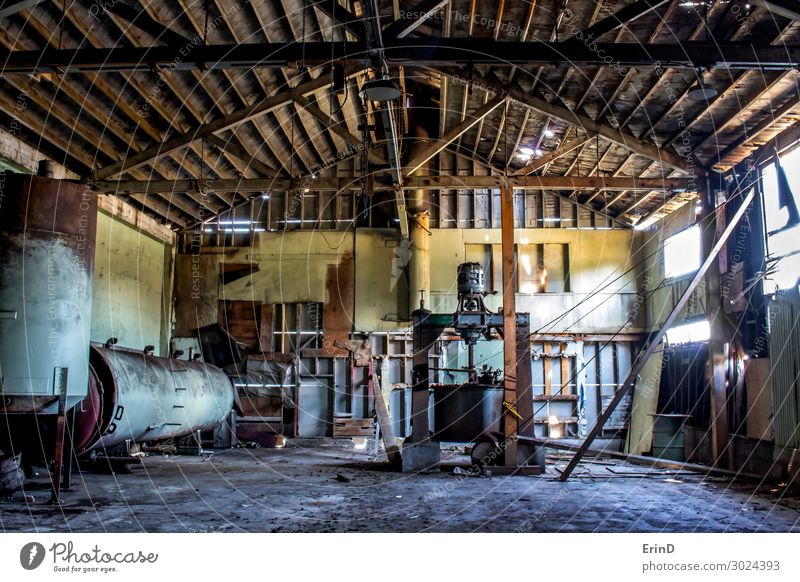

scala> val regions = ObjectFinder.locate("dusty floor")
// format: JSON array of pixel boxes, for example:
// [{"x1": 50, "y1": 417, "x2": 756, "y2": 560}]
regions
[{"x1": 1, "y1": 444, "x2": 799, "y2": 533}]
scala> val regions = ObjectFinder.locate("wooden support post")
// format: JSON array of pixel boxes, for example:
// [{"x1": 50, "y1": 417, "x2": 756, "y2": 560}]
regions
[
  {"x1": 705, "y1": 188, "x2": 731, "y2": 466},
  {"x1": 558, "y1": 188, "x2": 756, "y2": 481},
  {"x1": 50, "y1": 367, "x2": 69, "y2": 504},
  {"x1": 516, "y1": 319, "x2": 535, "y2": 439},
  {"x1": 501, "y1": 181, "x2": 518, "y2": 465}
]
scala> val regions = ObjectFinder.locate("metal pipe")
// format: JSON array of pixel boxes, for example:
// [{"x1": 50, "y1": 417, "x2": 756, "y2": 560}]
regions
[{"x1": 406, "y1": 92, "x2": 432, "y2": 314}]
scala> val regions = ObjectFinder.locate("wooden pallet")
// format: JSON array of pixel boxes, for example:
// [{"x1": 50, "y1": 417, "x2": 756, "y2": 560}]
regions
[{"x1": 333, "y1": 418, "x2": 375, "y2": 437}]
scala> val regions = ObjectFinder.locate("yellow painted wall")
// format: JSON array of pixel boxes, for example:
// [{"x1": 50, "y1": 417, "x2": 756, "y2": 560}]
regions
[
  {"x1": 427, "y1": 228, "x2": 642, "y2": 333},
  {"x1": 192, "y1": 226, "x2": 643, "y2": 335},
  {"x1": 92, "y1": 211, "x2": 170, "y2": 354},
  {"x1": 222, "y1": 230, "x2": 354, "y2": 304}
]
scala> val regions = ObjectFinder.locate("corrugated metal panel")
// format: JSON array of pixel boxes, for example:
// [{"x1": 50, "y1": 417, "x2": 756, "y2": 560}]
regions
[{"x1": 768, "y1": 288, "x2": 800, "y2": 451}]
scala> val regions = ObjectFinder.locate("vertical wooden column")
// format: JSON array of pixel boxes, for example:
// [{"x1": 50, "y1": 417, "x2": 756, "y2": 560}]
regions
[
  {"x1": 516, "y1": 318, "x2": 534, "y2": 439},
  {"x1": 501, "y1": 182, "x2": 518, "y2": 465},
  {"x1": 704, "y1": 186, "x2": 730, "y2": 466}
]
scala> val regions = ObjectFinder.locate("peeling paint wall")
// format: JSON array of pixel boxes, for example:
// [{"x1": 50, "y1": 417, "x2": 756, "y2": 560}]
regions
[
  {"x1": 223, "y1": 230, "x2": 354, "y2": 304},
  {"x1": 91, "y1": 211, "x2": 171, "y2": 355}
]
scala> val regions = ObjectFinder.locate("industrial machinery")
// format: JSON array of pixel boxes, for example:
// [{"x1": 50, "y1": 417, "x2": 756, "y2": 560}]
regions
[
  {"x1": 73, "y1": 344, "x2": 235, "y2": 456},
  {"x1": 0, "y1": 167, "x2": 97, "y2": 415},
  {"x1": 0, "y1": 170, "x2": 236, "y2": 497},
  {"x1": 406, "y1": 262, "x2": 544, "y2": 473}
]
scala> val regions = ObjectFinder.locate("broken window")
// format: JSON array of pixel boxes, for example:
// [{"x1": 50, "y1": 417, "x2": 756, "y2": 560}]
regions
[
  {"x1": 663, "y1": 224, "x2": 701, "y2": 279},
  {"x1": 761, "y1": 144, "x2": 800, "y2": 294}
]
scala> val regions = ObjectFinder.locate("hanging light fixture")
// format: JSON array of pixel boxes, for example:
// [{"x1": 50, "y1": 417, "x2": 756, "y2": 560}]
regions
[
  {"x1": 687, "y1": 79, "x2": 717, "y2": 101},
  {"x1": 360, "y1": 78, "x2": 402, "y2": 102}
]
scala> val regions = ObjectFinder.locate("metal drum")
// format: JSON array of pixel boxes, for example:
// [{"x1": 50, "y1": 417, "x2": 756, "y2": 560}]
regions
[
  {"x1": 0, "y1": 173, "x2": 97, "y2": 414},
  {"x1": 72, "y1": 346, "x2": 234, "y2": 454},
  {"x1": 431, "y1": 383, "x2": 503, "y2": 443},
  {"x1": 651, "y1": 413, "x2": 689, "y2": 461}
]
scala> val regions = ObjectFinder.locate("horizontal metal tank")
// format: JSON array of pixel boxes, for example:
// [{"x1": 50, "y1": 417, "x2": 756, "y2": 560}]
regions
[
  {"x1": 73, "y1": 345, "x2": 234, "y2": 454},
  {"x1": 0, "y1": 171, "x2": 97, "y2": 413},
  {"x1": 431, "y1": 383, "x2": 503, "y2": 443}
]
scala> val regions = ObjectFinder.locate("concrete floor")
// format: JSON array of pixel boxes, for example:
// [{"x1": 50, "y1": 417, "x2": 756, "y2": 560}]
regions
[{"x1": 1, "y1": 444, "x2": 799, "y2": 533}]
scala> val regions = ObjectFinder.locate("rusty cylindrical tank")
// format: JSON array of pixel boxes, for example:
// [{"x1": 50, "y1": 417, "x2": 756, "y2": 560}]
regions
[
  {"x1": 73, "y1": 345, "x2": 235, "y2": 454},
  {"x1": 0, "y1": 172, "x2": 97, "y2": 414}
]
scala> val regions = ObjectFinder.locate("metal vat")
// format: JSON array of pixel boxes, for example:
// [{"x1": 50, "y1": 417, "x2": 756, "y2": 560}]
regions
[
  {"x1": 432, "y1": 383, "x2": 503, "y2": 443},
  {"x1": 0, "y1": 173, "x2": 97, "y2": 413},
  {"x1": 73, "y1": 345, "x2": 234, "y2": 454}
]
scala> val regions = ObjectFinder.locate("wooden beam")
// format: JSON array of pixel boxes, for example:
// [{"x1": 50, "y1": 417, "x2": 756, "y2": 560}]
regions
[
  {"x1": 374, "y1": 370, "x2": 402, "y2": 467},
  {"x1": 405, "y1": 95, "x2": 505, "y2": 176},
  {"x1": 91, "y1": 72, "x2": 352, "y2": 180},
  {"x1": 313, "y1": 0, "x2": 367, "y2": 39},
  {"x1": 558, "y1": 187, "x2": 757, "y2": 481},
  {"x1": 457, "y1": 69, "x2": 694, "y2": 174},
  {"x1": 0, "y1": 0, "x2": 45, "y2": 18},
  {"x1": 293, "y1": 93, "x2": 386, "y2": 165},
  {"x1": 204, "y1": 134, "x2": 279, "y2": 176},
  {"x1": 95, "y1": 175, "x2": 695, "y2": 193},
  {"x1": 751, "y1": 0, "x2": 800, "y2": 21},
  {"x1": 501, "y1": 181, "x2": 518, "y2": 466},
  {"x1": 711, "y1": 92, "x2": 800, "y2": 168},
  {"x1": 566, "y1": 0, "x2": 671, "y2": 41},
  {"x1": 105, "y1": 2, "x2": 193, "y2": 46},
  {"x1": 511, "y1": 134, "x2": 595, "y2": 177},
  {"x1": 695, "y1": 71, "x2": 797, "y2": 152},
  {"x1": 383, "y1": 0, "x2": 450, "y2": 39}
]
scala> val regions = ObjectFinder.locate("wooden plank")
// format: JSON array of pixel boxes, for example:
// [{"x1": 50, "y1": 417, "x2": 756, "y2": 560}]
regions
[
  {"x1": 259, "y1": 303, "x2": 274, "y2": 353},
  {"x1": 560, "y1": 343, "x2": 570, "y2": 395},
  {"x1": 521, "y1": 436, "x2": 763, "y2": 481},
  {"x1": 373, "y1": 371, "x2": 402, "y2": 467}
]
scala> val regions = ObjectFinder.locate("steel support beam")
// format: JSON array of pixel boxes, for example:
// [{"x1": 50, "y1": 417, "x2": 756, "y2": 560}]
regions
[{"x1": 1, "y1": 41, "x2": 797, "y2": 73}]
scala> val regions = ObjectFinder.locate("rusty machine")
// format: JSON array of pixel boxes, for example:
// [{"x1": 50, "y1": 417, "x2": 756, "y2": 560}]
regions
[
  {"x1": 0, "y1": 169, "x2": 234, "y2": 499},
  {"x1": 404, "y1": 262, "x2": 544, "y2": 473}
]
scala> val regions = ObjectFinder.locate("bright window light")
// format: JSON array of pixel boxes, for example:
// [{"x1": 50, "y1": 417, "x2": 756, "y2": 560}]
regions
[
  {"x1": 664, "y1": 225, "x2": 702, "y2": 278},
  {"x1": 665, "y1": 319, "x2": 711, "y2": 345},
  {"x1": 761, "y1": 146, "x2": 800, "y2": 294}
]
